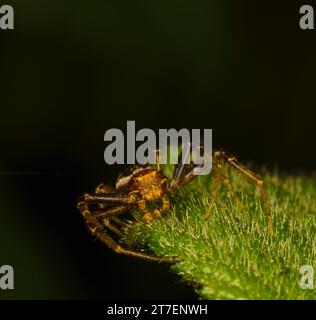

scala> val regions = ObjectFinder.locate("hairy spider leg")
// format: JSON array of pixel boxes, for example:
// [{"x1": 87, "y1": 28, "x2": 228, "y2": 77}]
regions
[
  {"x1": 204, "y1": 157, "x2": 224, "y2": 219},
  {"x1": 77, "y1": 200, "x2": 172, "y2": 262},
  {"x1": 205, "y1": 151, "x2": 245, "y2": 215},
  {"x1": 168, "y1": 148, "x2": 273, "y2": 236},
  {"x1": 220, "y1": 175, "x2": 245, "y2": 209},
  {"x1": 94, "y1": 183, "x2": 132, "y2": 229},
  {"x1": 218, "y1": 151, "x2": 273, "y2": 236}
]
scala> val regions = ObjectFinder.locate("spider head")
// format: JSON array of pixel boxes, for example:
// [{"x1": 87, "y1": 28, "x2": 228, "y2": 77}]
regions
[{"x1": 116, "y1": 166, "x2": 169, "y2": 202}]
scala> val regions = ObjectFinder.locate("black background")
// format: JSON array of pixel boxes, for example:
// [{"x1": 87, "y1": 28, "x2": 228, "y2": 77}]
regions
[{"x1": 0, "y1": 1, "x2": 315, "y2": 299}]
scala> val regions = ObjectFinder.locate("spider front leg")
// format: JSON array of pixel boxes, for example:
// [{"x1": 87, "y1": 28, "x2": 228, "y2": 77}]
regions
[
  {"x1": 77, "y1": 192, "x2": 175, "y2": 262},
  {"x1": 77, "y1": 198, "x2": 172, "y2": 262},
  {"x1": 93, "y1": 184, "x2": 132, "y2": 227}
]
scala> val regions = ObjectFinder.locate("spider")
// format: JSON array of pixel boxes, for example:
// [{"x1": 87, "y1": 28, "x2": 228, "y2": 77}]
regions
[{"x1": 77, "y1": 148, "x2": 273, "y2": 262}]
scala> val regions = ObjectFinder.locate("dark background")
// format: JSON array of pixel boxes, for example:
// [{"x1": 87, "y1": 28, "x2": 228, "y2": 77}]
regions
[{"x1": 0, "y1": 1, "x2": 315, "y2": 299}]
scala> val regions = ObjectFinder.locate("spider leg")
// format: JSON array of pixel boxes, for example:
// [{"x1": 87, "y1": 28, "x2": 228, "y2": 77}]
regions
[
  {"x1": 170, "y1": 142, "x2": 192, "y2": 189},
  {"x1": 221, "y1": 175, "x2": 245, "y2": 210},
  {"x1": 95, "y1": 183, "x2": 115, "y2": 194},
  {"x1": 102, "y1": 217, "x2": 123, "y2": 236},
  {"x1": 78, "y1": 195, "x2": 129, "y2": 236},
  {"x1": 93, "y1": 207, "x2": 136, "y2": 247},
  {"x1": 77, "y1": 202, "x2": 174, "y2": 263},
  {"x1": 218, "y1": 151, "x2": 273, "y2": 236},
  {"x1": 204, "y1": 165, "x2": 223, "y2": 219},
  {"x1": 177, "y1": 151, "x2": 243, "y2": 217},
  {"x1": 168, "y1": 148, "x2": 273, "y2": 235},
  {"x1": 169, "y1": 145, "x2": 219, "y2": 190},
  {"x1": 110, "y1": 216, "x2": 130, "y2": 228},
  {"x1": 78, "y1": 192, "x2": 136, "y2": 206},
  {"x1": 204, "y1": 172, "x2": 245, "y2": 219},
  {"x1": 92, "y1": 184, "x2": 133, "y2": 233},
  {"x1": 102, "y1": 217, "x2": 135, "y2": 248},
  {"x1": 155, "y1": 149, "x2": 161, "y2": 171},
  {"x1": 169, "y1": 151, "x2": 227, "y2": 217},
  {"x1": 93, "y1": 184, "x2": 138, "y2": 220},
  {"x1": 81, "y1": 199, "x2": 132, "y2": 245},
  {"x1": 94, "y1": 205, "x2": 128, "y2": 218}
]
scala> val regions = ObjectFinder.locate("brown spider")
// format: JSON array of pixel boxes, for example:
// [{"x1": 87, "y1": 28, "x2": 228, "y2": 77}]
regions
[{"x1": 77, "y1": 149, "x2": 273, "y2": 262}]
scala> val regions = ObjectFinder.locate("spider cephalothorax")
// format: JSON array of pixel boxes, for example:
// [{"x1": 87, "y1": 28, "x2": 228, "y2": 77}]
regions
[
  {"x1": 78, "y1": 149, "x2": 273, "y2": 262},
  {"x1": 116, "y1": 166, "x2": 171, "y2": 222}
]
